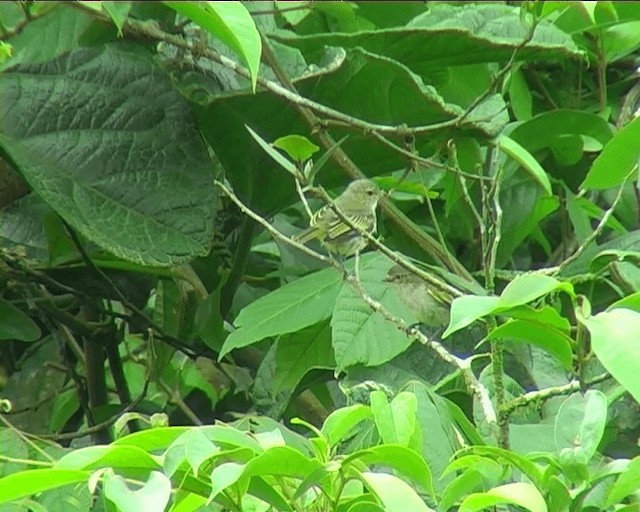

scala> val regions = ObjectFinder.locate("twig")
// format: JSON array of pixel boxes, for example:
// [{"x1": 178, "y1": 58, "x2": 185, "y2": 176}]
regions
[
  {"x1": 455, "y1": 17, "x2": 538, "y2": 127},
  {"x1": 62, "y1": 221, "x2": 200, "y2": 358},
  {"x1": 555, "y1": 180, "x2": 628, "y2": 275},
  {"x1": 296, "y1": 179, "x2": 314, "y2": 219},
  {"x1": 501, "y1": 373, "x2": 611, "y2": 416},
  {"x1": 215, "y1": 181, "x2": 498, "y2": 426},
  {"x1": 158, "y1": 378, "x2": 203, "y2": 426},
  {"x1": 16, "y1": 380, "x2": 149, "y2": 441},
  {"x1": 312, "y1": 186, "x2": 466, "y2": 300}
]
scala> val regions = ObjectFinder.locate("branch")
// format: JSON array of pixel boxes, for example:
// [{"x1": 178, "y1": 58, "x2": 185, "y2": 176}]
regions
[
  {"x1": 555, "y1": 180, "x2": 628, "y2": 275},
  {"x1": 501, "y1": 373, "x2": 611, "y2": 417},
  {"x1": 215, "y1": 181, "x2": 498, "y2": 426}
]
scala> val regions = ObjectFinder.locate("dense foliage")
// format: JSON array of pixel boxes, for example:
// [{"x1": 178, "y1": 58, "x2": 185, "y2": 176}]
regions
[{"x1": 1, "y1": 2, "x2": 640, "y2": 511}]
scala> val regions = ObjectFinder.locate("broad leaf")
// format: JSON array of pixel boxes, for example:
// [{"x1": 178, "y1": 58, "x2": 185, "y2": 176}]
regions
[
  {"x1": 580, "y1": 308, "x2": 640, "y2": 403},
  {"x1": 0, "y1": 298, "x2": 41, "y2": 342},
  {"x1": 165, "y1": 2, "x2": 261, "y2": 91},
  {"x1": 220, "y1": 265, "x2": 343, "y2": 358},
  {"x1": 582, "y1": 117, "x2": 640, "y2": 190},
  {"x1": 459, "y1": 482, "x2": 547, "y2": 512},
  {"x1": 0, "y1": 44, "x2": 216, "y2": 266}
]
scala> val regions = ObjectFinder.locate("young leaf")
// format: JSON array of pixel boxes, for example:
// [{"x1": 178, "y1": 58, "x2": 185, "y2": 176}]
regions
[{"x1": 272, "y1": 135, "x2": 320, "y2": 162}]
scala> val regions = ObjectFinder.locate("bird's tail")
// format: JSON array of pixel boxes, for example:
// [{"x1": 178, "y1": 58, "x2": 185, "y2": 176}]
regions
[{"x1": 293, "y1": 226, "x2": 321, "y2": 244}]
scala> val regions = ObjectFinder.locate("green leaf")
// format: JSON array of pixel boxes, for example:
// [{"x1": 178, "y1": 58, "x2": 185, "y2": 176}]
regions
[
  {"x1": 554, "y1": 390, "x2": 607, "y2": 461},
  {"x1": 582, "y1": 117, "x2": 640, "y2": 190},
  {"x1": 49, "y1": 388, "x2": 79, "y2": 433},
  {"x1": 482, "y1": 319, "x2": 573, "y2": 369},
  {"x1": 0, "y1": 298, "x2": 41, "y2": 342},
  {"x1": 273, "y1": 322, "x2": 335, "y2": 394},
  {"x1": 321, "y1": 404, "x2": 373, "y2": 447},
  {"x1": 580, "y1": 308, "x2": 640, "y2": 403},
  {"x1": 508, "y1": 67, "x2": 532, "y2": 121},
  {"x1": 0, "y1": 44, "x2": 216, "y2": 266},
  {"x1": 466, "y1": 446, "x2": 542, "y2": 487},
  {"x1": 332, "y1": 255, "x2": 417, "y2": 371},
  {"x1": 509, "y1": 109, "x2": 614, "y2": 155},
  {"x1": 101, "y1": 1, "x2": 131, "y2": 36},
  {"x1": 104, "y1": 471, "x2": 171, "y2": 512},
  {"x1": 272, "y1": 4, "x2": 581, "y2": 71},
  {"x1": 360, "y1": 472, "x2": 435, "y2": 512},
  {"x1": 0, "y1": 5, "x2": 94, "y2": 71},
  {"x1": 163, "y1": 428, "x2": 220, "y2": 478},
  {"x1": 497, "y1": 135, "x2": 552, "y2": 195},
  {"x1": 55, "y1": 445, "x2": 162, "y2": 472},
  {"x1": 246, "y1": 125, "x2": 298, "y2": 177},
  {"x1": 273, "y1": 135, "x2": 320, "y2": 162},
  {"x1": 243, "y1": 446, "x2": 323, "y2": 479},
  {"x1": 605, "y1": 457, "x2": 640, "y2": 507},
  {"x1": 164, "y1": 1, "x2": 261, "y2": 91},
  {"x1": 111, "y1": 427, "x2": 191, "y2": 451},
  {"x1": 451, "y1": 255, "x2": 573, "y2": 326},
  {"x1": 497, "y1": 274, "x2": 573, "y2": 308},
  {"x1": 444, "y1": 296, "x2": 499, "y2": 338},
  {"x1": 0, "y1": 469, "x2": 89, "y2": 505},
  {"x1": 602, "y1": 21, "x2": 640, "y2": 62},
  {"x1": 459, "y1": 482, "x2": 547, "y2": 512},
  {"x1": 370, "y1": 391, "x2": 417, "y2": 447},
  {"x1": 350, "y1": 445, "x2": 435, "y2": 500},
  {"x1": 220, "y1": 265, "x2": 343, "y2": 358},
  {"x1": 208, "y1": 462, "x2": 246, "y2": 503}
]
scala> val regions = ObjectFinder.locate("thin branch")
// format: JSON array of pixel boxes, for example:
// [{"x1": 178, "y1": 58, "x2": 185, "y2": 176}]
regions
[
  {"x1": 296, "y1": 179, "x2": 314, "y2": 219},
  {"x1": 215, "y1": 181, "x2": 498, "y2": 426},
  {"x1": 455, "y1": 16, "x2": 538, "y2": 127},
  {"x1": 312, "y1": 186, "x2": 466, "y2": 300},
  {"x1": 16, "y1": 380, "x2": 149, "y2": 441},
  {"x1": 501, "y1": 373, "x2": 611, "y2": 416},
  {"x1": 555, "y1": 180, "x2": 628, "y2": 275},
  {"x1": 158, "y1": 379, "x2": 203, "y2": 426}
]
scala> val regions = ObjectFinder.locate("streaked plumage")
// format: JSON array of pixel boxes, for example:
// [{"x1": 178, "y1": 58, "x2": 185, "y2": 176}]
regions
[{"x1": 294, "y1": 179, "x2": 382, "y2": 256}]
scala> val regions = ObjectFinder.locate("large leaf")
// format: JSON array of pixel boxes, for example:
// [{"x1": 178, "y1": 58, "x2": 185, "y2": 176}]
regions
[
  {"x1": 0, "y1": 469, "x2": 90, "y2": 505},
  {"x1": 360, "y1": 472, "x2": 435, "y2": 512},
  {"x1": 459, "y1": 482, "x2": 547, "y2": 512},
  {"x1": 104, "y1": 471, "x2": 172, "y2": 512},
  {"x1": 195, "y1": 46, "x2": 507, "y2": 214},
  {"x1": 580, "y1": 308, "x2": 640, "y2": 403},
  {"x1": 164, "y1": 2, "x2": 261, "y2": 91},
  {"x1": 497, "y1": 135, "x2": 552, "y2": 195},
  {"x1": 508, "y1": 110, "x2": 614, "y2": 154},
  {"x1": 0, "y1": 298, "x2": 41, "y2": 342},
  {"x1": 482, "y1": 319, "x2": 573, "y2": 369},
  {"x1": 219, "y1": 265, "x2": 343, "y2": 358},
  {"x1": 0, "y1": 44, "x2": 216, "y2": 266},
  {"x1": 554, "y1": 390, "x2": 607, "y2": 461},
  {"x1": 331, "y1": 255, "x2": 418, "y2": 371},
  {"x1": 582, "y1": 116, "x2": 640, "y2": 190},
  {"x1": 0, "y1": 4, "x2": 95, "y2": 71},
  {"x1": 271, "y1": 3, "x2": 582, "y2": 73},
  {"x1": 445, "y1": 274, "x2": 574, "y2": 337}
]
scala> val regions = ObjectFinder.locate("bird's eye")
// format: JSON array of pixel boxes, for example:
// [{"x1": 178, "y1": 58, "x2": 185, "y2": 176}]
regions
[{"x1": 366, "y1": 190, "x2": 374, "y2": 195}]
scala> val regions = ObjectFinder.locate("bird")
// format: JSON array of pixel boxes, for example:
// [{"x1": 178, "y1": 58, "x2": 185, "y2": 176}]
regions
[
  {"x1": 294, "y1": 179, "x2": 383, "y2": 257},
  {"x1": 384, "y1": 264, "x2": 453, "y2": 328}
]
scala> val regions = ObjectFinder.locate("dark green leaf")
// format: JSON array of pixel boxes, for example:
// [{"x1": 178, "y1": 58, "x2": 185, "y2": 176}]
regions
[
  {"x1": 0, "y1": 298, "x2": 40, "y2": 342},
  {"x1": 0, "y1": 45, "x2": 216, "y2": 266}
]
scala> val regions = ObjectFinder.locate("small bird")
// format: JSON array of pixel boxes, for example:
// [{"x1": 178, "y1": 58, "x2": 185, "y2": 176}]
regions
[
  {"x1": 384, "y1": 265, "x2": 452, "y2": 328},
  {"x1": 294, "y1": 179, "x2": 383, "y2": 257}
]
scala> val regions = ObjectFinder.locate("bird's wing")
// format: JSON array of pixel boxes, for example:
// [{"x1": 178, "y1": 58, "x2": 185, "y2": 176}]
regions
[{"x1": 325, "y1": 213, "x2": 375, "y2": 241}]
